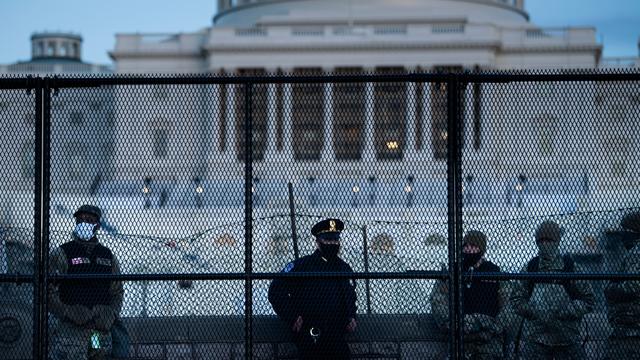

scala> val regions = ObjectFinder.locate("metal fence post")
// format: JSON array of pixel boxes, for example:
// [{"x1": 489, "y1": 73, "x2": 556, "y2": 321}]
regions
[
  {"x1": 362, "y1": 225, "x2": 372, "y2": 314},
  {"x1": 243, "y1": 81, "x2": 254, "y2": 360},
  {"x1": 32, "y1": 76, "x2": 51, "y2": 360},
  {"x1": 447, "y1": 74, "x2": 464, "y2": 360},
  {"x1": 32, "y1": 76, "x2": 43, "y2": 360},
  {"x1": 288, "y1": 182, "x2": 299, "y2": 260}
]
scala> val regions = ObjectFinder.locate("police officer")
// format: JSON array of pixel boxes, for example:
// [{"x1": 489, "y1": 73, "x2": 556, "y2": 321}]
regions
[
  {"x1": 430, "y1": 230, "x2": 509, "y2": 360},
  {"x1": 49, "y1": 205, "x2": 124, "y2": 360},
  {"x1": 604, "y1": 212, "x2": 640, "y2": 359},
  {"x1": 510, "y1": 220, "x2": 595, "y2": 360},
  {"x1": 268, "y1": 218, "x2": 357, "y2": 360}
]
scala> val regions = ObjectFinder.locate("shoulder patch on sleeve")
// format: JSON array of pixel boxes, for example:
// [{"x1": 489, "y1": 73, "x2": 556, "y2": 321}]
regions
[{"x1": 283, "y1": 262, "x2": 295, "y2": 273}]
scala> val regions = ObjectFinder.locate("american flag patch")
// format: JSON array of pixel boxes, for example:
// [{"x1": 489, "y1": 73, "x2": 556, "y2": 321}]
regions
[{"x1": 71, "y1": 257, "x2": 90, "y2": 265}]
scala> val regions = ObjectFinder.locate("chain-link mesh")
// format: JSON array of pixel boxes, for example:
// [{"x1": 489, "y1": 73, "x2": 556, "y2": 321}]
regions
[
  {"x1": 0, "y1": 71, "x2": 639, "y2": 359},
  {"x1": 0, "y1": 85, "x2": 35, "y2": 360}
]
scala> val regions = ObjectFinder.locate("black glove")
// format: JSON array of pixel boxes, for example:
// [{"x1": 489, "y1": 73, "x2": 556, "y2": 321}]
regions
[
  {"x1": 64, "y1": 304, "x2": 92, "y2": 326},
  {"x1": 463, "y1": 315, "x2": 482, "y2": 334},
  {"x1": 92, "y1": 305, "x2": 116, "y2": 331}
]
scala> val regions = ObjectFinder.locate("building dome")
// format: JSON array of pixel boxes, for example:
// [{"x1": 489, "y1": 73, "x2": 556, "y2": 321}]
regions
[
  {"x1": 214, "y1": 0, "x2": 528, "y2": 27},
  {"x1": 30, "y1": 32, "x2": 83, "y2": 61}
]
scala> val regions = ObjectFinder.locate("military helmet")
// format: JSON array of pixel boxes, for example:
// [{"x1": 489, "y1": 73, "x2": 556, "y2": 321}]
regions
[
  {"x1": 535, "y1": 220, "x2": 563, "y2": 242},
  {"x1": 621, "y1": 212, "x2": 640, "y2": 233},
  {"x1": 73, "y1": 204, "x2": 102, "y2": 220},
  {"x1": 462, "y1": 230, "x2": 487, "y2": 255}
]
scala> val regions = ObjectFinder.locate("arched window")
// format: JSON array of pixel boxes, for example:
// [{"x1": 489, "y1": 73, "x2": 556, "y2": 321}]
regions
[{"x1": 47, "y1": 42, "x2": 56, "y2": 56}]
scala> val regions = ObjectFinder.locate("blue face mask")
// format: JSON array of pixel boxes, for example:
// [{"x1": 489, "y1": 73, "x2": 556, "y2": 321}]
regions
[{"x1": 74, "y1": 222, "x2": 97, "y2": 241}]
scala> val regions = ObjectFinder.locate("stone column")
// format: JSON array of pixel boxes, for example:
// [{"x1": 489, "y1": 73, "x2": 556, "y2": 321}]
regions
[
  {"x1": 281, "y1": 83, "x2": 294, "y2": 162},
  {"x1": 321, "y1": 82, "x2": 335, "y2": 162},
  {"x1": 405, "y1": 81, "x2": 417, "y2": 162},
  {"x1": 422, "y1": 81, "x2": 433, "y2": 160},
  {"x1": 264, "y1": 83, "x2": 277, "y2": 162},
  {"x1": 207, "y1": 84, "x2": 222, "y2": 163},
  {"x1": 363, "y1": 81, "x2": 376, "y2": 162},
  {"x1": 464, "y1": 82, "x2": 474, "y2": 154},
  {"x1": 225, "y1": 83, "x2": 237, "y2": 162}
]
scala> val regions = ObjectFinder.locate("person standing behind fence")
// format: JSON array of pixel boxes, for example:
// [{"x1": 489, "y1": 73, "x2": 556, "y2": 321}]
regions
[
  {"x1": 604, "y1": 212, "x2": 640, "y2": 360},
  {"x1": 430, "y1": 230, "x2": 510, "y2": 360},
  {"x1": 269, "y1": 218, "x2": 357, "y2": 360},
  {"x1": 510, "y1": 220, "x2": 594, "y2": 360},
  {"x1": 48, "y1": 205, "x2": 124, "y2": 360}
]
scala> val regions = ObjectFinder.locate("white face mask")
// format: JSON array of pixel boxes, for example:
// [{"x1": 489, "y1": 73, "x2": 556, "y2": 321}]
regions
[{"x1": 74, "y1": 222, "x2": 97, "y2": 241}]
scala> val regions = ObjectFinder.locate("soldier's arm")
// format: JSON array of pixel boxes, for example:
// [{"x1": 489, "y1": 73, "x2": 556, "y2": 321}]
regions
[
  {"x1": 509, "y1": 266, "x2": 536, "y2": 320},
  {"x1": 563, "y1": 279, "x2": 595, "y2": 320},
  {"x1": 494, "y1": 277, "x2": 514, "y2": 333},
  {"x1": 428, "y1": 279, "x2": 449, "y2": 330},
  {"x1": 109, "y1": 254, "x2": 124, "y2": 316},
  {"x1": 48, "y1": 247, "x2": 69, "y2": 319},
  {"x1": 268, "y1": 262, "x2": 298, "y2": 325},
  {"x1": 605, "y1": 256, "x2": 640, "y2": 300}
]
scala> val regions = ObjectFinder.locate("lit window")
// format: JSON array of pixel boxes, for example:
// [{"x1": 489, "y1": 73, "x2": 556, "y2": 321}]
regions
[{"x1": 386, "y1": 141, "x2": 399, "y2": 150}]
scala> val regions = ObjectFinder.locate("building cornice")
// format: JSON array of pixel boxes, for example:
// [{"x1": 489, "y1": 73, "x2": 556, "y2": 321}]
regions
[
  {"x1": 204, "y1": 40, "x2": 501, "y2": 52},
  {"x1": 109, "y1": 42, "x2": 602, "y2": 59},
  {"x1": 203, "y1": 41, "x2": 601, "y2": 54},
  {"x1": 108, "y1": 50, "x2": 205, "y2": 60},
  {"x1": 500, "y1": 44, "x2": 603, "y2": 54}
]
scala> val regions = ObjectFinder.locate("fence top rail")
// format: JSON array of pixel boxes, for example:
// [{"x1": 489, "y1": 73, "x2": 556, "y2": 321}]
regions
[
  {"x1": 2, "y1": 70, "x2": 640, "y2": 88},
  {"x1": 44, "y1": 271, "x2": 640, "y2": 282},
  {"x1": 48, "y1": 271, "x2": 448, "y2": 282},
  {"x1": 0, "y1": 75, "x2": 39, "y2": 90}
]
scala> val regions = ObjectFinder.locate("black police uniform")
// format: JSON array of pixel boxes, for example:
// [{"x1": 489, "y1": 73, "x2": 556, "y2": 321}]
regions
[{"x1": 268, "y1": 219, "x2": 357, "y2": 360}]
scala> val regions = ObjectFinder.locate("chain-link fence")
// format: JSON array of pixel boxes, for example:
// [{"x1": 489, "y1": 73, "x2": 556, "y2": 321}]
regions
[{"x1": 0, "y1": 71, "x2": 639, "y2": 359}]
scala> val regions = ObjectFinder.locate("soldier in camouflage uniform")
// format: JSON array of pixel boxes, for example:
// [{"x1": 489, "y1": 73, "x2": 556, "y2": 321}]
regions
[
  {"x1": 604, "y1": 212, "x2": 640, "y2": 360},
  {"x1": 48, "y1": 205, "x2": 124, "y2": 360},
  {"x1": 430, "y1": 231, "x2": 510, "y2": 360},
  {"x1": 510, "y1": 221, "x2": 595, "y2": 360}
]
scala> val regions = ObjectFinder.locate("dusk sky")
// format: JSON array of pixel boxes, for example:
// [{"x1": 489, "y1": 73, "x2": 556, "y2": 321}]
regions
[{"x1": 0, "y1": 0, "x2": 638, "y2": 65}]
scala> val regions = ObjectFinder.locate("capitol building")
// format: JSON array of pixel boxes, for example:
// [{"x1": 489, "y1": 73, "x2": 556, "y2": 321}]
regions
[
  {"x1": 106, "y1": 0, "x2": 638, "y2": 215},
  {"x1": 1, "y1": 0, "x2": 639, "y2": 237}
]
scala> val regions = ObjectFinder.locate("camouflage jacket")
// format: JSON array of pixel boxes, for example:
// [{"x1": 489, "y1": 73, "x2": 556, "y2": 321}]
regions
[
  {"x1": 605, "y1": 244, "x2": 640, "y2": 336},
  {"x1": 429, "y1": 261, "x2": 511, "y2": 344},
  {"x1": 510, "y1": 256, "x2": 595, "y2": 346}
]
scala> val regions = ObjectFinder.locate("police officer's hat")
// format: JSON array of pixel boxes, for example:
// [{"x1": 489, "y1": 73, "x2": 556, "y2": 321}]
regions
[
  {"x1": 311, "y1": 218, "x2": 344, "y2": 240},
  {"x1": 73, "y1": 204, "x2": 102, "y2": 220}
]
